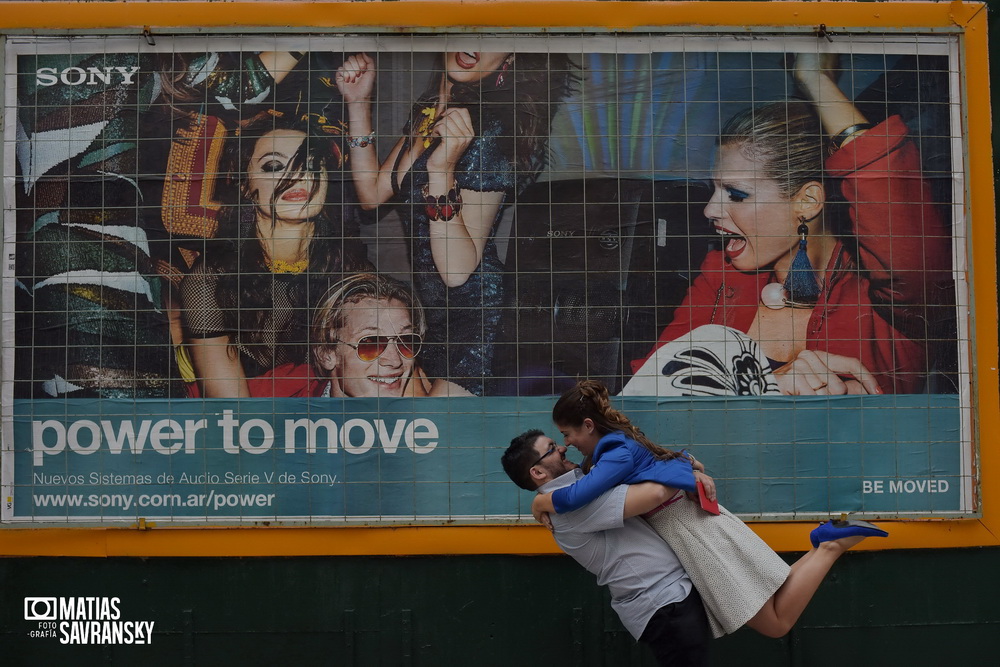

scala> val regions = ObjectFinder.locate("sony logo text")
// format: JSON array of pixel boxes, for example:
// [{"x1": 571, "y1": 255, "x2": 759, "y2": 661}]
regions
[{"x1": 36, "y1": 66, "x2": 140, "y2": 87}]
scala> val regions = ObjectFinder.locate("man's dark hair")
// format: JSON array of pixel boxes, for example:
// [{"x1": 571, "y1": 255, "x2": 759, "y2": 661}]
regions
[{"x1": 501, "y1": 429, "x2": 546, "y2": 491}]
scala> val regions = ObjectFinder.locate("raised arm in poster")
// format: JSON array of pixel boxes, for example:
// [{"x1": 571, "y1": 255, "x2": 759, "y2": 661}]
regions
[
  {"x1": 623, "y1": 53, "x2": 953, "y2": 397},
  {"x1": 335, "y1": 51, "x2": 575, "y2": 395}
]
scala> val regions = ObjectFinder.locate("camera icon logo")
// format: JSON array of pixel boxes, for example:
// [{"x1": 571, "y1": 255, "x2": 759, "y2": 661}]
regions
[{"x1": 24, "y1": 597, "x2": 57, "y2": 621}]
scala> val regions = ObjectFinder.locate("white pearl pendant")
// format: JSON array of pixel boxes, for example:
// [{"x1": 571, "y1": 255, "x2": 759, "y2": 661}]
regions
[{"x1": 760, "y1": 282, "x2": 787, "y2": 310}]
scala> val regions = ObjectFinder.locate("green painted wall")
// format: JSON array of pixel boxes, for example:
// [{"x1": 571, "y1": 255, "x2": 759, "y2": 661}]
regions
[{"x1": 2, "y1": 549, "x2": 999, "y2": 665}]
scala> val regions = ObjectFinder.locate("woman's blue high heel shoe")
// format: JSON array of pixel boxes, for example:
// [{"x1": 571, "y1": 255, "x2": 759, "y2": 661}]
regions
[{"x1": 810, "y1": 519, "x2": 888, "y2": 548}]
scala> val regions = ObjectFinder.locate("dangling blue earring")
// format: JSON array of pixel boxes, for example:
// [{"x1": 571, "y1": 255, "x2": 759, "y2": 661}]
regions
[{"x1": 782, "y1": 219, "x2": 822, "y2": 305}]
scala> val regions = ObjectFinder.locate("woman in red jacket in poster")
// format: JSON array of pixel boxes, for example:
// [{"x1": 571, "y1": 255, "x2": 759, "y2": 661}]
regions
[{"x1": 629, "y1": 54, "x2": 952, "y2": 396}]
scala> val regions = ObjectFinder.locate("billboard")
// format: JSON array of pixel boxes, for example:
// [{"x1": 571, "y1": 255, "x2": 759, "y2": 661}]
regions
[{"x1": 1, "y1": 31, "x2": 975, "y2": 526}]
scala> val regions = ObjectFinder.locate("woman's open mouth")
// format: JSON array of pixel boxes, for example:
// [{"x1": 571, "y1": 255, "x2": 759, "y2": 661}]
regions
[
  {"x1": 454, "y1": 52, "x2": 479, "y2": 70},
  {"x1": 716, "y1": 226, "x2": 747, "y2": 261}
]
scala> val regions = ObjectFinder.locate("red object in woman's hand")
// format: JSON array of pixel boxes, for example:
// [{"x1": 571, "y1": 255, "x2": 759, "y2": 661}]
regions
[{"x1": 697, "y1": 481, "x2": 720, "y2": 515}]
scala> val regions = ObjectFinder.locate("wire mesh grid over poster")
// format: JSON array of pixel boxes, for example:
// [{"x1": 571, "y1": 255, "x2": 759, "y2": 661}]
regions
[{"x1": 0, "y1": 31, "x2": 974, "y2": 526}]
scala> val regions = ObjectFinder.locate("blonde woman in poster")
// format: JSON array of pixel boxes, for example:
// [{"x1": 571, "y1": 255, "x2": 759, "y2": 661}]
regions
[
  {"x1": 335, "y1": 50, "x2": 574, "y2": 396},
  {"x1": 179, "y1": 112, "x2": 368, "y2": 398},
  {"x1": 246, "y1": 272, "x2": 471, "y2": 398},
  {"x1": 627, "y1": 54, "x2": 951, "y2": 397}
]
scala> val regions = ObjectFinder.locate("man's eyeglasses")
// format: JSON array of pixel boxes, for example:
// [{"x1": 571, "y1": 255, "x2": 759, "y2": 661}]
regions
[
  {"x1": 335, "y1": 334, "x2": 422, "y2": 362},
  {"x1": 529, "y1": 443, "x2": 558, "y2": 468}
]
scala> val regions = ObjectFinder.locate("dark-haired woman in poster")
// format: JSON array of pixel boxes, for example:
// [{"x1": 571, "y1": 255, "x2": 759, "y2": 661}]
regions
[
  {"x1": 179, "y1": 111, "x2": 367, "y2": 398},
  {"x1": 335, "y1": 51, "x2": 574, "y2": 395},
  {"x1": 15, "y1": 51, "x2": 303, "y2": 399}
]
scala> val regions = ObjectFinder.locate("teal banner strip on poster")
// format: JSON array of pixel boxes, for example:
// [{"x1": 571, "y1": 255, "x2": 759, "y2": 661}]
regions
[{"x1": 9, "y1": 395, "x2": 962, "y2": 522}]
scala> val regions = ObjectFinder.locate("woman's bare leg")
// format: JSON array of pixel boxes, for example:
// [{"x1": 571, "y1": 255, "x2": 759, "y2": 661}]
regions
[{"x1": 745, "y1": 535, "x2": 867, "y2": 638}]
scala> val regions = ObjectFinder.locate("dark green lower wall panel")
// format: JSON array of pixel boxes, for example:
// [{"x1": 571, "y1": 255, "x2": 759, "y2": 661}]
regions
[{"x1": 2, "y1": 547, "x2": 998, "y2": 666}]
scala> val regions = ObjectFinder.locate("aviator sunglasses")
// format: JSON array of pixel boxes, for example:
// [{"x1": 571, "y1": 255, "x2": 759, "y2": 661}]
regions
[{"x1": 334, "y1": 334, "x2": 422, "y2": 362}]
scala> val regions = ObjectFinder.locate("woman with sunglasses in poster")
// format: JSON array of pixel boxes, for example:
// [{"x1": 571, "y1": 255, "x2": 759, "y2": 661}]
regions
[
  {"x1": 179, "y1": 111, "x2": 368, "y2": 398},
  {"x1": 628, "y1": 53, "x2": 951, "y2": 396},
  {"x1": 246, "y1": 272, "x2": 470, "y2": 397},
  {"x1": 335, "y1": 50, "x2": 574, "y2": 396}
]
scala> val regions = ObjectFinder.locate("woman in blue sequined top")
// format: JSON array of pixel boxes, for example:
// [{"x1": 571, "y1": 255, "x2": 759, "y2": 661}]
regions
[{"x1": 336, "y1": 51, "x2": 574, "y2": 395}]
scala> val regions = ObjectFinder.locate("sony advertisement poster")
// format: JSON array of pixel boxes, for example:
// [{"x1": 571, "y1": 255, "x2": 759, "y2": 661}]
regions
[{"x1": 1, "y1": 34, "x2": 972, "y2": 523}]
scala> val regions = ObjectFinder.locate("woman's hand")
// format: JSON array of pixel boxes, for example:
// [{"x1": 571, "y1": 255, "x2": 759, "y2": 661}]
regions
[
  {"x1": 532, "y1": 492, "x2": 556, "y2": 530},
  {"x1": 426, "y1": 107, "x2": 475, "y2": 174},
  {"x1": 335, "y1": 53, "x2": 377, "y2": 103},
  {"x1": 773, "y1": 350, "x2": 882, "y2": 395},
  {"x1": 691, "y1": 471, "x2": 717, "y2": 503}
]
